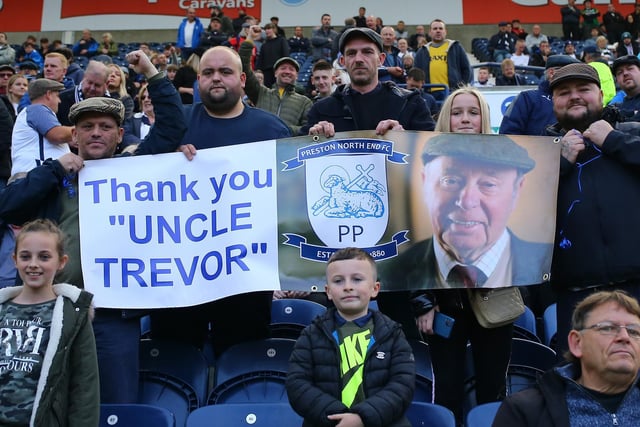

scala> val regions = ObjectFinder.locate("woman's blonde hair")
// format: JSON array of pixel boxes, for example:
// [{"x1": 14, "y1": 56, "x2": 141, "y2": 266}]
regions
[
  {"x1": 435, "y1": 85, "x2": 492, "y2": 134},
  {"x1": 107, "y1": 64, "x2": 128, "y2": 98}
]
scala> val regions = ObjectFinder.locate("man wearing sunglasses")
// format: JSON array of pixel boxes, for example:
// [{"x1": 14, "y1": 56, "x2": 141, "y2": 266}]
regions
[{"x1": 494, "y1": 290, "x2": 640, "y2": 426}]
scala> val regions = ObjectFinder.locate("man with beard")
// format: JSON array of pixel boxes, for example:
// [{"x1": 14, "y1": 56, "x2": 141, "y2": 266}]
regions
[
  {"x1": 546, "y1": 62, "x2": 640, "y2": 357},
  {"x1": 301, "y1": 27, "x2": 434, "y2": 136},
  {"x1": 150, "y1": 45, "x2": 290, "y2": 357}
]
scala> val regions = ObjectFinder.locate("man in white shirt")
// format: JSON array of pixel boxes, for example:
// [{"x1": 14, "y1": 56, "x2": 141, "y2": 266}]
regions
[{"x1": 176, "y1": 7, "x2": 204, "y2": 62}]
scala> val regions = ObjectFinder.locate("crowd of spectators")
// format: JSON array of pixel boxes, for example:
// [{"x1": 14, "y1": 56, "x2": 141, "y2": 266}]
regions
[{"x1": 3, "y1": 3, "x2": 640, "y2": 425}]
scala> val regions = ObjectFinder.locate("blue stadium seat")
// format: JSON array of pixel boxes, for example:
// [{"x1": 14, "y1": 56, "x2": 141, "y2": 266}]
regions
[
  {"x1": 213, "y1": 338, "x2": 295, "y2": 387},
  {"x1": 270, "y1": 298, "x2": 326, "y2": 338},
  {"x1": 405, "y1": 402, "x2": 456, "y2": 427},
  {"x1": 139, "y1": 338, "x2": 210, "y2": 406},
  {"x1": 465, "y1": 401, "x2": 501, "y2": 427},
  {"x1": 100, "y1": 403, "x2": 175, "y2": 427},
  {"x1": 506, "y1": 338, "x2": 557, "y2": 395},
  {"x1": 409, "y1": 339, "x2": 433, "y2": 402},
  {"x1": 138, "y1": 371, "x2": 199, "y2": 427},
  {"x1": 187, "y1": 403, "x2": 302, "y2": 426},
  {"x1": 543, "y1": 303, "x2": 557, "y2": 349},
  {"x1": 514, "y1": 305, "x2": 540, "y2": 342}
]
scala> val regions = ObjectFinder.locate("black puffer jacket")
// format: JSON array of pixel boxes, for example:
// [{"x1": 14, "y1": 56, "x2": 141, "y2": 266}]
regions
[{"x1": 286, "y1": 308, "x2": 415, "y2": 427}]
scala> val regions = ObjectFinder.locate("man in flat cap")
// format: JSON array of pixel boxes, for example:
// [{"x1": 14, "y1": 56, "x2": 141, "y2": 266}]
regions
[
  {"x1": 546, "y1": 62, "x2": 640, "y2": 356},
  {"x1": 382, "y1": 133, "x2": 548, "y2": 291},
  {"x1": 500, "y1": 54, "x2": 580, "y2": 136},
  {"x1": 612, "y1": 55, "x2": 640, "y2": 119},
  {"x1": 301, "y1": 27, "x2": 434, "y2": 136},
  {"x1": 0, "y1": 50, "x2": 186, "y2": 404},
  {"x1": 11, "y1": 78, "x2": 72, "y2": 176},
  {"x1": 240, "y1": 27, "x2": 312, "y2": 135}
]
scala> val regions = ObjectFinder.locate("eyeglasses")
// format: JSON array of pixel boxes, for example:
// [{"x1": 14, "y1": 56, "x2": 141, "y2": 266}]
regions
[
  {"x1": 581, "y1": 322, "x2": 640, "y2": 340},
  {"x1": 0, "y1": 73, "x2": 13, "y2": 78}
]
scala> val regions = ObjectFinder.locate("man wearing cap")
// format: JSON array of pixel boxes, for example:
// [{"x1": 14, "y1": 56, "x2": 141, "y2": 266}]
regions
[
  {"x1": 0, "y1": 50, "x2": 186, "y2": 404},
  {"x1": 500, "y1": 55, "x2": 580, "y2": 136},
  {"x1": 10, "y1": 78, "x2": 72, "y2": 176},
  {"x1": 564, "y1": 41, "x2": 577, "y2": 59},
  {"x1": 382, "y1": 133, "x2": 546, "y2": 291},
  {"x1": 546, "y1": 62, "x2": 640, "y2": 357},
  {"x1": 616, "y1": 32, "x2": 640, "y2": 60},
  {"x1": 612, "y1": 55, "x2": 640, "y2": 120},
  {"x1": 240, "y1": 28, "x2": 312, "y2": 134},
  {"x1": 18, "y1": 60, "x2": 40, "y2": 80},
  {"x1": 209, "y1": 4, "x2": 234, "y2": 36},
  {"x1": 414, "y1": 19, "x2": 472, "y2": 93},
  {"x1": 0, "y1": 64, "x2": 15, "y2": 96},
  {"x1": 199, "y1": 17, "x2": 230, "y2": 54},
  {"x1": 301, "y1": 27, "x2": 434, "y2": 137},
  {"x1": 488, "y1": 21, "x2": 517, "y2": 63}
]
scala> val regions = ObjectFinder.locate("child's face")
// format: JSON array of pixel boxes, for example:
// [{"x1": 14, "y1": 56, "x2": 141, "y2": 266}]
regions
[
  {"x1": 13, "y1": 232, "x2": 67, "y2": 291},
  {"x1": 325, "y1": 258, "x2": 379, "y2": 321},
  {"x1": 478, "y1": 69, "x2": 489, "y2": 82}
]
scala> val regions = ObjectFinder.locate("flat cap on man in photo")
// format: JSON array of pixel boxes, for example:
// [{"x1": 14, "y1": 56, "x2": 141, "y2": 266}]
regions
[
  {"x1": 338, "y1": 27, "x2": 383, "y2": 54},
  {"x1": 422, "y1": 133, "x2": 535, "y2": 173},
  {"x1": 68, "y1": 97, "x2": 126, "y2": 126},
  {"x1": 612, "y1": 54, "x2": 640, "y2": 74},
  {"x1": 549, "y1": 62, "x2": 601, "y2": 90},
  {"x1": 27, "y1": 78, "x2": 65, "y2": 100}
]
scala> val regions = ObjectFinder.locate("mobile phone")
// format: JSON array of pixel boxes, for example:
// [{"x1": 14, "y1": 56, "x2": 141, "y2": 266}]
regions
[{"x1": 433, "y1": 312, "x2": 455, "y2": 339}]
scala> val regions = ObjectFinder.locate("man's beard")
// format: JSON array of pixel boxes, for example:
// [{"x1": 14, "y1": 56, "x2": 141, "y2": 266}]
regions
[
  {"x1": 201, "y1": 87, "x2": 240, "y2": 115},
  {"x1": 558, "y1": 106, "x2": 602, "y2": 133}
]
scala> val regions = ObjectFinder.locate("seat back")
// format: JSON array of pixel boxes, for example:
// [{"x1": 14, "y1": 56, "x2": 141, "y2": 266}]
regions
[
  {"x1": 187, "y1": 403, "x2": 302, "y2": 427},
  {"x1": 213, "y1": 338, "x2": 295, "y2": 387},
  {"x1": 405, "y1": 402, "x2": 456, "y2": 427},
  {"x1": 138, "y1": 371, "x2": 199, "y2": 427},
  {"x1": 543, "y1": 303, "x2": 557, "y2": 349},
  {"x1": 139, "y1": 338, "x2": 210, "y2": 406},
  {"x1": 465, "y1": 401, "x2": 501, "y2": 427},
  {"x1": 100, "y1": 403, "x2": 175, "y2": 427},
  {"x1": 408, "y1": 339, "x2": 433, "y2": 402},
  {"x1": 270, "y1": 298, "x2": 326, "y2": 338}
]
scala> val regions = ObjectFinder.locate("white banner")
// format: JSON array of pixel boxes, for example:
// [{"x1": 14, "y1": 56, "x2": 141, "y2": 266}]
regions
[{"x1": 79, "y1": 140, "x2": 280, "y2": 309}]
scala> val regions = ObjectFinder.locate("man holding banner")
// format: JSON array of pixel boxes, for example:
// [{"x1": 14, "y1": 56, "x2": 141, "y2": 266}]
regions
[
  {"x1": 151, "y1": 45, "x2": 291, "y2": 357},
  {"x1": 0, "y1": 50, "x2": 186, "y2": 403},
  {"x1": 546, "y1": 62, "x2": 640, "y2": 356},
  {"x1": 302, "y1": 27, "x2": 434, "y2": 137}
]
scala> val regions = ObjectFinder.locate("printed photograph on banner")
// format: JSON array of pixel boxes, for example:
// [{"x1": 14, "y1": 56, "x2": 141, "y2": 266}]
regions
[{"x1": 278, "y1": 131, "x2": 560, "y2": 292}]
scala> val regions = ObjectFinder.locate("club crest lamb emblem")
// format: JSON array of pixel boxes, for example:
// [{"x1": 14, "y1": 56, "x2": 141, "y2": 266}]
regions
[
  {"x1": 312, "y1": 164, "x2": 385, "y2": 219},
  {"x1": 282, "y1": 138, "x2": 409, "y2": 261}
]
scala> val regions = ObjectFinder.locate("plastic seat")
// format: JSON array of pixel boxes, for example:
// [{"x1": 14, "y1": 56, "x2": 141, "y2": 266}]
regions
[
  {"x1": 513, "y1": 305, "x2": 540, "y2": 342},
  {"x1": 139, "y1": 338, "x2": 210, "y2": 406},
  {"x1": 409, "y1": 339, "x2": 433, "y2": 402},
  {"x1": 138, "y1": 371, "x2": 199, "y2": 427},
  {"x1": 208, "y1": 371, "x2": 289, "y2": 404},
  {"x1": 186, "y1": 403, "x2": 302, "y2": 426},
  {"x1": 213, "y1": 338, "x2": 295, "y2": 387},
  {"x1": 465, "y1": 401, "x2": 501, "y2": 427},
  {"x1": 405, "y1": 402, "x2": 456, "y2": 427},
  {"x1": 507, "y1": 338, "x2": 557, "y2": 395},
  {"x1": 543, "y1": 303, "x2": 557, "y2": 348},
  {"x1": 270, "y1": 298, "x2": 326, "y2": 338},
  {"x1": 100, "y1": 403, "x2": 175, "y2": 427}
]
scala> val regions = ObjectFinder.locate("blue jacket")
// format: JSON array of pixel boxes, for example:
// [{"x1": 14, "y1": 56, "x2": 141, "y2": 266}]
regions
[
  {"x1": 72, "y1": 38, "x2": 99, "y2": 57},
  {"x1": 414, "y1": 40, "x2": 472, "y2": 91},
  {"x1": 176, "y1": 17, "x2": 205, "y2": 49},
  {"x1": 286, "y1": 308, "x2": 415, "y2": 427},
  {"x1": 500, "y1": 79, "x2": 555, "y2": 136}
]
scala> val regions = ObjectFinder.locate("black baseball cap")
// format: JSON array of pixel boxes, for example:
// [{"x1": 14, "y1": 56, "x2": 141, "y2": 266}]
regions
[{"x1": 338, "y1": 27, "x2": 383, "y2": 54}]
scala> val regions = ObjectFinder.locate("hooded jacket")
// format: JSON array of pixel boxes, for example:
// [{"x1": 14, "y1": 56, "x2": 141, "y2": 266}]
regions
[{"x1": 0, "y1": 284, "x2": 99, "y2": 427}]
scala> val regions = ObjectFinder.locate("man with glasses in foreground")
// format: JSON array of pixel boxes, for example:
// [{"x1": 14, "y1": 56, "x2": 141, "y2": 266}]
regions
[{"x1": 494, "y1": 290, "x2": 640, "y2": 425}]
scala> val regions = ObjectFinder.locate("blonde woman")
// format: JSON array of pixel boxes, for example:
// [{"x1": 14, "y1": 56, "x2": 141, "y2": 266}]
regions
[
  {"x1": 106, "y1": 63, "x2": 134, "y2": 119},
  {"x1": 4, "y1": 74, "x2": 28, "y2": 117}
]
